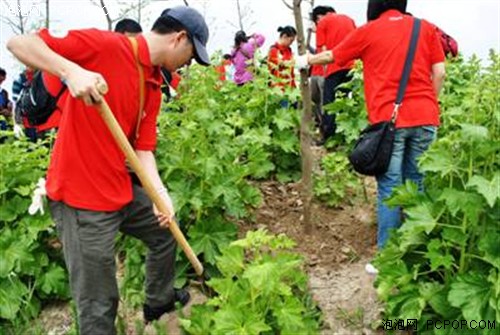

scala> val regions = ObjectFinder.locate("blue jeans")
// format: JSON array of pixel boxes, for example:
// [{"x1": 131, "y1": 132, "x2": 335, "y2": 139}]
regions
[{"x1": 375, "y1": 125, "x2": 436, "y2": 248}]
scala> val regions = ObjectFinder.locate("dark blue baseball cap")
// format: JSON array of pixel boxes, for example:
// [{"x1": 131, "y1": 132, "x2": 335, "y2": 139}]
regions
[{"x1": 161, "y1": 6, "x2": 210, "y2": 66}]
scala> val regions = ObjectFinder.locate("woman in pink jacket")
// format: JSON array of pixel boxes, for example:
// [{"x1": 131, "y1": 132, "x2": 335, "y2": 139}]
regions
[{"x1": 230, "y1": 31, "x2": 265, "y2": 85}]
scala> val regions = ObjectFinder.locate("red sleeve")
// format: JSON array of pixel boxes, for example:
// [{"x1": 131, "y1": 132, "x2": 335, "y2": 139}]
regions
[
  {"x1": 134, "y1": 90, "x2": 161, "y2": 151},
  {"x1": 316, "y1": 20, "x2": 327, "y2": 49},
  {"x1": 333, "y1": 27, "x2": 365, "y2": 68},
  {"x1": 38, "y1": 28, "x2": 104, "y2": 64},
  {"x1": 42, "y1": 72, "x2": 64, "y2": 96}
]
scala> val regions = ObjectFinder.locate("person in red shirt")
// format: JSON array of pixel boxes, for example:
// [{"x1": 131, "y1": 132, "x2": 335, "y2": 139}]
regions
[
  {"x1": 268, "y1": 26, "x2": 297, "y2": 89},
  {"x1": 7, "y1": 6, "x2": 210, "y2": 333},
  {"x1": 298, "y1": 0, "x2": 446, "y2": 256},
  {"x1": 315, "y1": 5, "x2": 356, "y2": 143}
]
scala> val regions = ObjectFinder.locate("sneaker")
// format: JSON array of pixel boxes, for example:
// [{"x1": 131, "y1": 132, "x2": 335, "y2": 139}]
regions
[
  {"x1": 143, "y1": 288, "x2": 191, "y2": 323},
  {"x1": 365, "y1": 263, "x2": 379, "y2": 275}
]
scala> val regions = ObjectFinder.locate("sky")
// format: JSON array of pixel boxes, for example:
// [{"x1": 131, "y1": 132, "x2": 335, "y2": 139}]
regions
[{"x1": 1, "y1": 0, "x2": 499, "y2": 91}]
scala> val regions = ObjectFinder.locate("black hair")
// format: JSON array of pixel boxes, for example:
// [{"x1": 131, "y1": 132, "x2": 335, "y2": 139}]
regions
[
  {"x1": 367, "y1": 0, "x2": 407, "y2": 21},
  {"x1": 0, "y1": 68, "x2": 5, "y2": 77},
  {"x1": 277, "y1": 26, "x2": 297, "y2": 37},
  {"x1": 234, "y1": 30, "x2": 248, "y2": 48},
  {"x1": 223, "y1": 53, "x2": 232, "y2": 60},
  {"x1": 114, "y1": 18, "x2": 143, "y2": 34},
  {"x1": 152, "y1": 14, "x2": 190, "y2": 36},
  {"x1": 311, "y1": 5, "x2": 335, "y2": 24}
]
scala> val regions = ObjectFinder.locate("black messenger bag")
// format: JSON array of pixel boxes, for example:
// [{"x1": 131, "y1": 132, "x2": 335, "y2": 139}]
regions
[{"x1": 349, "y1": 18, "x2": 421, "y2": 176}]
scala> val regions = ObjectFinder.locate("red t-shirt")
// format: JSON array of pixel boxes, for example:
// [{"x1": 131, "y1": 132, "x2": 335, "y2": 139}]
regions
[
  {"x1": 310, "y1": 64, "x2": 325, "y2": 77},
  {"x1": 316, "y1": 13, "x2": 356, "y2": 77},
  {"x1": 39, "y1": 28, "x2": 162, "y2": 211},
  {"x1": 333, "y1": 10, "x2": 445, "y2": 128},
  {"x1": 268, "y1": 42, "x2": 296, "y2": 88}
]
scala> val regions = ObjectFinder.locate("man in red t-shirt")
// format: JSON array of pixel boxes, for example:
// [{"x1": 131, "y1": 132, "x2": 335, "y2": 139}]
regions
[
  {"x1": 298, "y1": 0, "x2": 445, "y2": 257},
  {"x1": 314, "y1": 5, "x2": 356, "y2": 143},
  {"x1": 7, "y1": 6, "x2": 210, "y2": 333}
]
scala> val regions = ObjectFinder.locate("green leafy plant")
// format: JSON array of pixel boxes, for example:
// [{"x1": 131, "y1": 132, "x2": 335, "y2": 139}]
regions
[
  {"x1": 180, "y1": 229, "x2": 322, "y2": 335},
  {"x1": 314, "y1": 151, "x2": 363, "y2": 207},
  {"x1": 325, "y1": 62, "x2": 368, "y2": 148},
  {"x1": 0, "y1": 137, "x2": 69, "y2": 331}
]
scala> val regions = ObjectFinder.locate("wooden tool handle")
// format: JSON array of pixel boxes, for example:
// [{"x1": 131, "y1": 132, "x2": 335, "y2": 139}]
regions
[{"x1": 95, "y1": 86, "x2": 203, "y2": 276}]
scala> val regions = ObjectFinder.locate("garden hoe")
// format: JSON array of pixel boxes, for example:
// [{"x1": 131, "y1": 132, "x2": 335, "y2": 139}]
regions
[{"x1": 95, "y1": 83, "x2": 212, "y2": 295}]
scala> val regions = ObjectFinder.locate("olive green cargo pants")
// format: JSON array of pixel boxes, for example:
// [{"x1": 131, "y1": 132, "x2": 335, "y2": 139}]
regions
[{"x1": 49, "y1": 184, "x2": 177, "y2": 335}]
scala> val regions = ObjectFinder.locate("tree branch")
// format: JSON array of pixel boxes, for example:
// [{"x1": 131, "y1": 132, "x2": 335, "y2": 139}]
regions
[
  {"x1": 236, "y1": 0, "x2": 243, "y2": 31},
  {"x1": 281, "y1": 0, "x2": 293, "y2": 10}
]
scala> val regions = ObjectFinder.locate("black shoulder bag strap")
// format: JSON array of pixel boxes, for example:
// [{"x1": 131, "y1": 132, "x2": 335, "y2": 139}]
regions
[{"x1": 391, "y1": 18, "x2": 421, "y2": 122}]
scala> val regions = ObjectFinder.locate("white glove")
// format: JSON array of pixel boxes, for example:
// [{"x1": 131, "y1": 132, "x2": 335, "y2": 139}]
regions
[
  {"x1": 154, "y1": 187, "x2": 176, "y2": 228},
  {"x1": 294, "y1": 54, "x2": 310, "y2": 70},
  {"x1": 28, "y1": 178, "x2": 47, "y2": 215},
  {"x1": 13, "y1": 124, "x2": 25, "y2": 139},
  {"x1": 169, "y1": 86, "x2": 177, "y2": 98}
]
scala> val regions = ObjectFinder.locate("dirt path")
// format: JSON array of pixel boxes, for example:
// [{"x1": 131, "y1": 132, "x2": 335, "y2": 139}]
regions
[{"x1": 243, "y1": 181, "x2": 383, "y2": 334}]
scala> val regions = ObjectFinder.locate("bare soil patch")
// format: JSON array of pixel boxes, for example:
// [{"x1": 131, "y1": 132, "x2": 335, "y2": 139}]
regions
[{"x1": 239, "y1": 180, "x2": 383, "y2": 334}]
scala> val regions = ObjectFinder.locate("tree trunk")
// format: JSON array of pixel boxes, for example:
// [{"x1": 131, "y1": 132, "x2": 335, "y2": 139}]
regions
[
  {"x1": 292, "y1": 0, "x2": 314, "y2": 234},
  {"x1": 137, "y1": 0, "x2": 142, "y2": 24},
  {"x1": 305, "y1": 0, "x2": 315, "y2": 51},
  {"x1": 45, "y1": 0, "x2": 49, "y2": 29}
]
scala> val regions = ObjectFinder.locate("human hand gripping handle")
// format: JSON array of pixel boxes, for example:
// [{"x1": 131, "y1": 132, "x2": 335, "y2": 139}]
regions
[
  {"x1": 65, "y1": 64, "x2": 107, "y2": 106},
  {"x1": 94, "y1": 82, "x2": 205, "y2": 276},
  {"x1": 154, "y1": 186, "x2": 175, "y2": 228}
]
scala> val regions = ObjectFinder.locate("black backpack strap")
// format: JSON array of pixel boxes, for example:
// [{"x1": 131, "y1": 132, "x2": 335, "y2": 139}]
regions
[
  {"x1": 55, "y1": 84, "x2": 67, "y2": 100},
  {"x1": 392, "y1": 18, "x2": 421, "y2": 121}
]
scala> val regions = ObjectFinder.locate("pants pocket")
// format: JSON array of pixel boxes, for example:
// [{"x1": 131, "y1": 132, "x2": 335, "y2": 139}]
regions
[{"x1": 418, "y1": 126, "x2": 437, "y2": 150}]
